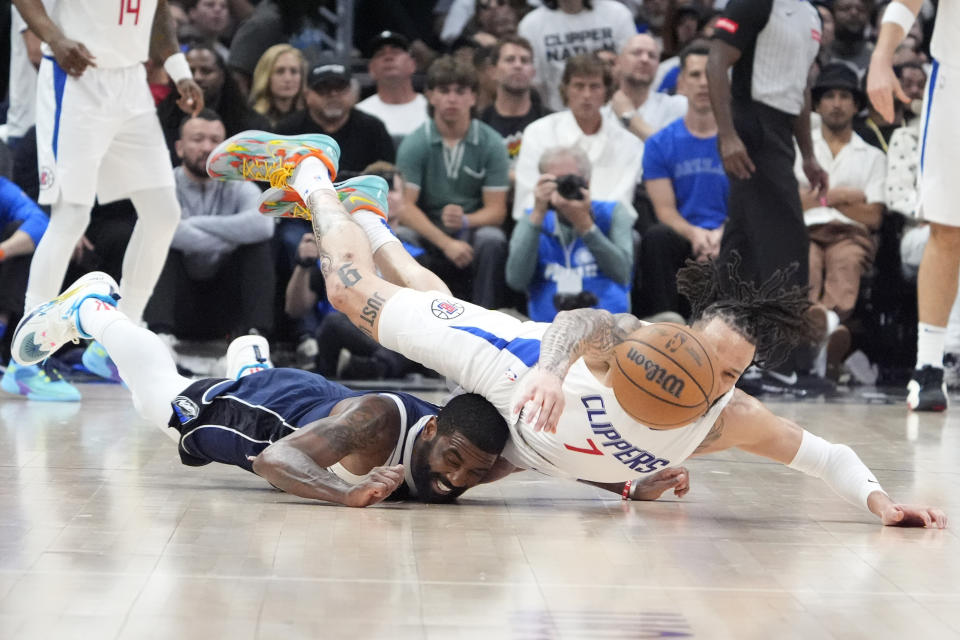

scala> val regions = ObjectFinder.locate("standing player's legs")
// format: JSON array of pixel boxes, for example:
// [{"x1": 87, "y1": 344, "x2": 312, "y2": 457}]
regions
[
  {"x1": 909, "y1": 60, "x2": 960, "y2": 411},
  {"x1": 98, "y1": 106, "x2": 181, "y2": 324}
]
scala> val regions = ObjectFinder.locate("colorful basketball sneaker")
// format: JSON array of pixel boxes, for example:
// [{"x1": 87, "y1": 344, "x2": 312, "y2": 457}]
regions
[
  {"x1": 206, "y1": 130, "x2": 341, "y2": 188},
  {"x1": 257, "y1": 175, "x2": 391, "y2": 221},
  {"x1": 12, "y1": 272, "x2": 120, "y2": 367},
  {"x1": 1, "y1": 361, "x2": 81, "y2": 402},
  {"x1": 225, "y1": 335, "x2": 274, "y2": 379},
  {"x1": 81, "y1": 341, "x2": 123, "y2": 384}
]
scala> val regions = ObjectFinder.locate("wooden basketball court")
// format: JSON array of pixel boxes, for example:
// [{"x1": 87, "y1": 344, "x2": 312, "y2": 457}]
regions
[{"x1": 1, "y1": 383, "x2": 957, "y2": 639}]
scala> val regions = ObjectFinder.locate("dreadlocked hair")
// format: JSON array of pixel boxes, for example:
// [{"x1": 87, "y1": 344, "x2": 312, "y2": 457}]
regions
[{"x1": 676, "y1": 254, "x2": 818, "y2": 369}]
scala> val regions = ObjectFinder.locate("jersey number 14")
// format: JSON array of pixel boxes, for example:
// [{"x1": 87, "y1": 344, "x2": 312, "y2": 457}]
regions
[{"x1": 119, "y1": 0, "x2": 141, "y2": 25}]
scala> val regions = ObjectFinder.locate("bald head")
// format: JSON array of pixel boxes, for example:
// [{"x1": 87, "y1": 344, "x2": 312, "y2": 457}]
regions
[{"x1": 618, "y1": 34, "x2": 660, "y2": 88}]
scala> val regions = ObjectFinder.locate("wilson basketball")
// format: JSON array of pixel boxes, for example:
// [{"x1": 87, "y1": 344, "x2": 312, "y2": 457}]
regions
[{"x1": 612, "y1": 323, "x2": 716, "y2": 427}]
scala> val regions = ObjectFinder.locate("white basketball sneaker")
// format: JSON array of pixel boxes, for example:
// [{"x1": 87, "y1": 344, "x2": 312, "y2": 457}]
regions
[
  {"x1": 12, "y1": 272, "x2": 120, "y2": 366},
  {"x1": 225, "y1": 335, "x2": 274, "y2": 379}
]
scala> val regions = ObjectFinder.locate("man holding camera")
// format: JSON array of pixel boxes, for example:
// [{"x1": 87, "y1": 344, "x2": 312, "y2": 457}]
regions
[{"x1": 505, "y1": 146, "x2": 635, "y2": 321}]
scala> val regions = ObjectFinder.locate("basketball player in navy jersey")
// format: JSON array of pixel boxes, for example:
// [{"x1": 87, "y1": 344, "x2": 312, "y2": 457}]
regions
[{"x1": 193, "y1": 131, "x2": 947, "y2": 527}]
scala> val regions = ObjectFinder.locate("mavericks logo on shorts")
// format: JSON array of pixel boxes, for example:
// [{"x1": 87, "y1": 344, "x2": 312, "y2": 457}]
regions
[
  {"x1": 431, "y1": 298, "x2": 465, "y2": 320},
  {"x1": 173, "y1": 396, "x2": 200, "y2": 424}
]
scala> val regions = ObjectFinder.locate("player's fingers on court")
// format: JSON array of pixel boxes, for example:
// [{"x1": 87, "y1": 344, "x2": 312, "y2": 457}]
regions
[{"x1": 933, "y1": 509, "x2": 948, "y2": 529}]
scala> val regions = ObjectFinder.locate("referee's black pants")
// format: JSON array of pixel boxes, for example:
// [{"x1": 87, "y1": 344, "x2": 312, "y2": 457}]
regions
[{"x1": 718, "y1": 102, "x2": 809, "y2": 371}]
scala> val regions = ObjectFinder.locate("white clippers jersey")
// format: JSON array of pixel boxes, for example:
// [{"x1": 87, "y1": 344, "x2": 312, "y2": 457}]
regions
[
  {"x1": 41, "y1": 0, "x2": 158, "y2": 68},
  {"x1": 931, "y1": 0, "x2": 960, "y2": 65},
  {"x1": 502, "y1": 358, "x2": 734, "y2": 482}
]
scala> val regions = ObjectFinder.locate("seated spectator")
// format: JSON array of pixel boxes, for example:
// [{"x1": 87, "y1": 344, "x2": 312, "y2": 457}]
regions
[
  {"x1": 513, "y1": 54, "x2": 643, "y2": 220},
  {"x1": 661, "y1": 3, "x2": 702, "y2": 60},
  {"x1": 518, "y1": 0, "x2": 636, "y2": 111},
  {"x1": 480, "y1": 35, "x2": 552, "y2": 172},
  {"x1": 396, "y1": 56, "x2": 510, "y2": 308},
  {"x1": 0, "y1": 177, "x2": 68, "y2": 401},
  {"x1": 441, "y1": 0, "x2": 523, "y2": 48},
  {"x1": 506, "y1": 146, "x2": 633, "y2": 321},
  {"x1": 227, "y1": 1, "x2": 326, "y2": 95},
  {"x1": 285, "y1": 163, "x2": 421, "y2": 379},
  {"x1": 249, "y1": 44, "x2": 307, "y2": 127},
  {"x1": 184, "y1": 0, "x2": 231, "y2": 59},
  {"x1": 797, "y1": 64, "x2": 886, "y2": 378},
  {"x1": 855, "y1": 62, "x2": 927, "y2": 152},
  {"x1": 144, "y1": 111, "x2": 275, "y2": 342},
  {"x1": 636, "y1": 45, "x2": 727, "y2": 318},
  {"x1": 158, "y1": 45, "x2": 270, "y2": 160},
  {"x1": 609, "y1": 33, "x2": 687, "y2": 141},
  {"x1": 355, "y1": 32, "x2": 430, "y2": 141},
  {"x1": 828, "y1": 0, "x2": 873, "y2": 77},
  {"x1": 275, "y1": 58, "x2": 396, "y2": 170}
]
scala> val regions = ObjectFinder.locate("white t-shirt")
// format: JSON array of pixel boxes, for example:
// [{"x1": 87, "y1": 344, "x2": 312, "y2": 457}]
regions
[
  {"x1": 6, "y1": 6, "x2": 37, "y2": 139},
  {"x1": 512, "y1": 109, "x2": 643, "y2": 219},
  {"x1": 355, "y1": 93, "x2": 429, "y2": 139},
  {"x1": 519, "y1": 0, "x2": 637, "y2": 111},
  {"x1": 41, "y1": 0, "x2": 157, "y2": 68},
  {"x1": 603, "y1": 91, "x2": 687, "y2": 137},
  {"x1": 795, "y1": 127, "x2": 886, "y2": 228}
]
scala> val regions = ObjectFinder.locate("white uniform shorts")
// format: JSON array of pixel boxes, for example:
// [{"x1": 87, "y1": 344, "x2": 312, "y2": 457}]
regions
[
  {"x1": 377, "y1": 288, "x2": 545, "y2": 422},
  {"x1": 918, "y1": 59, "x2": 960, "y2": 227},
  {"x1": 35, "y1": 57, "x2": 174, "y2": 206}
]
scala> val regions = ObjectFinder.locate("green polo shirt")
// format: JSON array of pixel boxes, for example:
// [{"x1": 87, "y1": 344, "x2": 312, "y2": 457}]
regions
[{"x1": 396, "y1": 119, "x2": 510, "y2": 229}]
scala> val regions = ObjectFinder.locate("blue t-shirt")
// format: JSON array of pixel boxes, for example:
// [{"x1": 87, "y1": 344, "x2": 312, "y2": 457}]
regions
[
  {"x1": 0, "y1": 176, "x2": 48, "y2": 245},
  {"x1": 642, "y1": 118, "x2": 728, "y2": 230}
]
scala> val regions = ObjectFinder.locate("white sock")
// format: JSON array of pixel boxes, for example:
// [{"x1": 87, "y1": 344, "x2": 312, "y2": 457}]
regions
[
  {"x1": 917, "y1": 322, "x2": 947, "y2": 369},
  {"x1": 353, "y1": 210, "x2": 400, "y2": 253},
  {"x1": 78, "y1": 298, "x2": 191, "y2": 434},
  {"x1": 290, "y1": 156, "x2": 334, "y2": 202}
]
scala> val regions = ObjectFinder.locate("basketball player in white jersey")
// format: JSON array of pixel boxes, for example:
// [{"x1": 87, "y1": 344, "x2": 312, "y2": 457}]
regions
[
  {"x1": 10, "y1": 0, "x2": 203, "y2": 394},
  {"x1": 199, "y1": 132, "x2": 947, "y2": 527},
  {"x1": 868, "y1": 1, "x2": 957, "y2": 412}
]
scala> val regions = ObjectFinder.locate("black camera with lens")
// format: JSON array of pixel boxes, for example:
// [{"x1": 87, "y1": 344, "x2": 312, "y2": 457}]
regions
[
  {"x1": 553, "y1": 290, "x2": 599, "y2": 312},
  {"x1": 554, "y1": 174, "x2": 588, "y2": 201}
]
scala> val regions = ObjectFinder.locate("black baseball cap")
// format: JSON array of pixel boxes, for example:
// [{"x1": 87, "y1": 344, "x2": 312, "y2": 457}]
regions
[
  {"x1": 308, "y1": 59, "x2": 351, "y2": 90},
  {"x1": 369, "y1": 30, "x2": 411, "y2": 57}
]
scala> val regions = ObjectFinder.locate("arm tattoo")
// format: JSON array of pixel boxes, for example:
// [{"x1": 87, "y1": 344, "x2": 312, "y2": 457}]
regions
[
  {"x1": 149, "y1": 0, "x2": 179, "y2": 63},
  {"x1": 321, "y1": 396, "x2": 397, "y2": 459},
  {"x1": 537, "y1": 310, "x2": 641, "y2": 376},
  {"x1": 693, "y1": 415, "x2": 726, "y2": 454}
]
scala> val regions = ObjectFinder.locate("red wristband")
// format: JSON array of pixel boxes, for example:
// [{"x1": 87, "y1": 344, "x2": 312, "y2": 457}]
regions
[
  {"x1": 0, "y1": 247, "x2": 6, "y2": 262},
  {"x1": 621, "y1": 480, "x2": 632, "y2": 501}
]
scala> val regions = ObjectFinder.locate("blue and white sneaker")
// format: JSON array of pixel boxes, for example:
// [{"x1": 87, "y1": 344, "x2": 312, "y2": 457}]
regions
[
  {"x1": 225, "y1": 335, "x2": 274, "y2": 379},
  {"x1": 81, "y1": 341, "x2": 123, "y2": 384},
  {"x1": 1, "y1": 361, "x2": 81, "y2": 402},
  {"x1": 11, "y1": 271, "x2": 120, "y2": 366}
]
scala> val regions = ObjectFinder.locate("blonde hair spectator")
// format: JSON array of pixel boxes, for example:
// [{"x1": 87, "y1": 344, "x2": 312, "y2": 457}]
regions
[{"x1": 249, "y1": 44, "x2": 307, "y2": 126}]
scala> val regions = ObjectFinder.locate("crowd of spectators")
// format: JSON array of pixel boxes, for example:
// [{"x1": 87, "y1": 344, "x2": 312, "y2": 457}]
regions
[{"x1": 0, "y1": 0, "x2": 946, "y2": 393}]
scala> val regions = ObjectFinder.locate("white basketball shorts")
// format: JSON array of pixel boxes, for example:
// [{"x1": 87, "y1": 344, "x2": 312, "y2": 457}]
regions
[
  {"x1": 918, "y1": 59, "x2": 960, "y2": 227},
  {"x1": 35, "y1": 57, "x2": 174, "y2": 206}
]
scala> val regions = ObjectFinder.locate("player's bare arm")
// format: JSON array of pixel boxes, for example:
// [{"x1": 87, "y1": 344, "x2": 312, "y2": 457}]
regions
[
  {"x1": 513, "y1": 309, "x2": 643, "y2": 433},
  {"x1": 251, "y1": 395, "x2": 404, "y2": 508},
  {"x1": 690, "y1": 390, "x2": 948, "y2": 528},
  {"x1": 867, "y1": 0, "x2": 923, "y2": 122},
  {"x1": 580, "y1": 467, "x2": 692, "y2": 501},
  {"x1": 151, "y1": 0, "x2": 204, "y2": 115},
  {"x1": 13, "y1": 0, "x2": 96, "y2": 77}
]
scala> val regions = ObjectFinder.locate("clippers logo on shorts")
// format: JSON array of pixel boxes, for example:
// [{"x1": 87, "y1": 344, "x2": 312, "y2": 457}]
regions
[
  {"x1": 431, "y1": 299, "x2": 465, "y2": 320},
  {"x1": 39, "y1": 167, "x2": 55, "y2": 190},
  {"x1": 811, "y1": 29, "x2": 821, "y2": 42},
  {"x1": 172, "y1": 396, "x2": 200, "y2": 424},
  {"x1": 715, "y1": 17, "x2": 738, "y2": 34}
]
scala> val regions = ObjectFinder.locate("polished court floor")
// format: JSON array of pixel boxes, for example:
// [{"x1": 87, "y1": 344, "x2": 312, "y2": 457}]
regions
[{"x1": 1, "y1": 383, "x2": 958, "y2": 639}]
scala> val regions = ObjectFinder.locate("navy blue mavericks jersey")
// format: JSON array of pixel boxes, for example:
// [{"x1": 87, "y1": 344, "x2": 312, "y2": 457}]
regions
[{"x1": 167, "y1": 368, "x2": 439, "y2": 474}]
